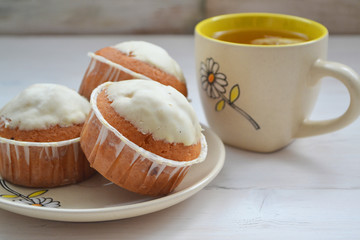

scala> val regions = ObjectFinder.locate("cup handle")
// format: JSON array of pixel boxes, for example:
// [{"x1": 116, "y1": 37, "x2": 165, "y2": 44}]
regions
[{"x1": 295, "y1": 59, "x2": 360, "y2": 138}]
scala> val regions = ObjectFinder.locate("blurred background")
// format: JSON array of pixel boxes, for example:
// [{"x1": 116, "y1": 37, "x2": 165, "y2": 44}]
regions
[{"x1": 1, "y1": 0, "x2": 359, "y2": 35}]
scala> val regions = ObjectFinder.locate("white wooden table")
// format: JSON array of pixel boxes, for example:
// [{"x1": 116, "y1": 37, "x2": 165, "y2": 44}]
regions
[{"x1": 0, "y1": 35, "x2": 359, "y2": 239}]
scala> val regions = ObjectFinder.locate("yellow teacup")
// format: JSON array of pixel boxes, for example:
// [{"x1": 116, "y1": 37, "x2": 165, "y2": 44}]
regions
[{"x1": 195, "y1": 13, "x2": 360, "y2": 152}]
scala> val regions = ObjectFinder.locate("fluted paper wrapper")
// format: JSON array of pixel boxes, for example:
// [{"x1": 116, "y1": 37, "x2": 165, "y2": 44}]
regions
[
  {"x1": 79, "y1": 52, "x2": 152, "y2": 100},
  {"x1": 80, "y1": 82, "x2": 207, "y2": 196},
  {"x1": 0, "y1": 137, "x2": 95, "y2": 187}
]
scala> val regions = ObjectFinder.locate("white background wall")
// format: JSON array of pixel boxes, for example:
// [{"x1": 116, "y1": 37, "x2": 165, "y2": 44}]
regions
[{"x1": 0, "y1": 0, "x2": 359, "y2": 34}]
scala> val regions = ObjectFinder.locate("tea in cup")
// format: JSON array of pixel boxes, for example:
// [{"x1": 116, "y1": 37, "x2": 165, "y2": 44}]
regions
[{"x1": 213, "y1": 28, "x2": 308, "y2": 45}]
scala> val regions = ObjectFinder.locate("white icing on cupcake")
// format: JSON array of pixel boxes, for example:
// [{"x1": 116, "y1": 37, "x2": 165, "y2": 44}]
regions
[
  {"x1": 0, "y1": 83, "x2": 91, "y2": 130},
  {"x1": 106, "y1": 80, "x2": 201, "y2": 146},
  {"x1": 112, "y1": 41, "x2": 185, "y2": 83}
]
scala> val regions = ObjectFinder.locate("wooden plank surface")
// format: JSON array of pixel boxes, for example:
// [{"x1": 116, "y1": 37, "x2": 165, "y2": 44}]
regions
[{"x1": 0, "y1": 34, "x2": 359, "y2": 239}]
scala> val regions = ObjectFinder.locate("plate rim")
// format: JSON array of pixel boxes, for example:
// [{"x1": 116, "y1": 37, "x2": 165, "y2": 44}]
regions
[{"x1": 0, "y1": 126, "x2": 225, "y2": 222}]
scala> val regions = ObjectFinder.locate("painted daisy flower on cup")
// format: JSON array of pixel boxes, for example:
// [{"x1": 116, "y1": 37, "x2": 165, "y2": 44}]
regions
[
  {"x1": 200, "y1": 58, "x2": 228, "y2": 99},
  {"x1": 200, "y1": 57, "x2": 260, "y2": 130}
]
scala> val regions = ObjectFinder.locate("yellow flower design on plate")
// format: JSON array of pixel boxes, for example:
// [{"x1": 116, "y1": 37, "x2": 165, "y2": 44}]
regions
[{"x1": 0, "y1": 179, "x2": 60, "y2": 208}]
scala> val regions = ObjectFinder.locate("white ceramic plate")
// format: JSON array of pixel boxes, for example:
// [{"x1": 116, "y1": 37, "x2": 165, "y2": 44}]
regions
[{"x1": 0, "y1": 126, "x2": 225, "y2": 222}]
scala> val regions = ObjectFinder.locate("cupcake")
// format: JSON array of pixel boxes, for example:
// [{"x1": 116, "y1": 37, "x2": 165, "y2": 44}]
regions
[
  {"x1": 80, "y1": 80, "x2": 207, "y2": 196},
  {"x1": 78, "y1": 41, "x2": 188, "y2": 99},
  {"x1": 0, "y1": 83, "x2": 95, "y2": 187}
]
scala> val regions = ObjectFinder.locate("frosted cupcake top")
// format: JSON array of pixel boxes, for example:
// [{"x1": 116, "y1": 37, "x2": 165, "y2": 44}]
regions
[
  {"x1": 112, "y1": 41, "x2": 185, "y2": 83},
  {"x1": 0, "y1": 83, "x2": 91, "y2": 130},
  {"x1": 105, "y1": 80, "x2": 201, "y2": 146}
]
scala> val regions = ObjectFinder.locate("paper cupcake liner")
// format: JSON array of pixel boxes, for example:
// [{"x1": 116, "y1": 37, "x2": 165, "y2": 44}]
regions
[
  {"x1": 0, "y1": 137, "x2": 95, "y2": 188},
  {"x1": 78, "y1": 52, "x2": 152, "y2": 99},
  {"x1": 80, "y1": 82, "x2": 207, "y2": 196}
]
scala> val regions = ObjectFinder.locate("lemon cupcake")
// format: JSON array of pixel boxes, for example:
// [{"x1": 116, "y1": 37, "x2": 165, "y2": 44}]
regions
[
  {"x1": 0, "y1": 83, "x2": 95, "y2": 187},
  {"x1": 80, "y1": 80, "x2": 207, "y2": 196},
  {"x1": 79, "y1": 41, "x2": 188, "y2": 99}
]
